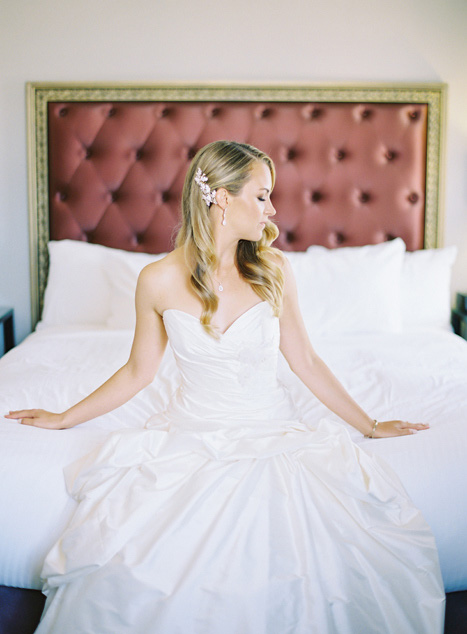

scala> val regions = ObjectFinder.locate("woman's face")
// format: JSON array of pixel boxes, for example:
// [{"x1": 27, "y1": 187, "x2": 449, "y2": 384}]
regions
[{"x1": 227, "y1": 161, "x2": 276, "y2": 241}]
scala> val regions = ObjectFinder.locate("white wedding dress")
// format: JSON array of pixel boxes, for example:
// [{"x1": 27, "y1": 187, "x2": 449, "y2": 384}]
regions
[{"x1": 36, "y1": 301, "x2": 445, "y2": 633}]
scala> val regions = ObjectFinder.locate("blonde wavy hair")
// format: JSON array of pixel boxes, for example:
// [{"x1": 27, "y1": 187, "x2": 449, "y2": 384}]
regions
[{"x1": 175, "y1": 140, "x2": 284, "y2": 337}]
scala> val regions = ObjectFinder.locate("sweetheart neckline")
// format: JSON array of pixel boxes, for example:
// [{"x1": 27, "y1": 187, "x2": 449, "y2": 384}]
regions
[{"x1": 163, "y1": 301, "x2": 268, "y2": 336}]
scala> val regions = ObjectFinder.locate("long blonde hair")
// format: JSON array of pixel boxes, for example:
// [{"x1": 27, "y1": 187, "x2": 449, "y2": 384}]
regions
[{"x1": 175, "y1": 140, "x2": 284, "y2": 337}]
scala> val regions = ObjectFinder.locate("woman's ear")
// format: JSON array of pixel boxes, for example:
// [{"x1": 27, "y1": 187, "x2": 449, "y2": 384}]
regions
[{"x1": 215, "y1": 187, "x2": 229, "y2": 208}]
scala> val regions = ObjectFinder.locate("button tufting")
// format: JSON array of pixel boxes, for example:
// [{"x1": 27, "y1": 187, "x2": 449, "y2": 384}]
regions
[
  {"x1": 108, "y1": 107, "x2": 116, "y2": 118},
  {"x1": 47, "y1": 101, "x2": 428, "y2": 256},
  {"x1": 353, "y1": 105, "x2": 374, "y2": 122},
  {"x1": 301, "y1": 105, "x2": 322, "y2": 120},
  {"x1": 257, "y1": 107, "x2": 271, "y2": 119},
  {"x1": 385, "y1": 150, "x2": 397, "y2": 161}
]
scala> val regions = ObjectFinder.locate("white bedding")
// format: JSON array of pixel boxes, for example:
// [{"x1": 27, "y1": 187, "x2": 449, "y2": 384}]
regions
[{"x1": 1, "y1": 324, "x2": 466, "y2": 592}]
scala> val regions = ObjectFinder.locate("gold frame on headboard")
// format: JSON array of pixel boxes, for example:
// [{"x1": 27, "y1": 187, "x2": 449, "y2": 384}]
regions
[{"x1": 26, "y1": 81, "x2": 447, "y2": 328}]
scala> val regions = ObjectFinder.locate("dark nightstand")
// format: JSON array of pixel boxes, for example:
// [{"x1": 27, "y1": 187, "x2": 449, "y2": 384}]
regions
[
  {"x1": 0, "y1": 306, "x2": 15, "y2": 355},
  {"x1": 451, "y1": 293, "x2": 467, "y2": 340}
]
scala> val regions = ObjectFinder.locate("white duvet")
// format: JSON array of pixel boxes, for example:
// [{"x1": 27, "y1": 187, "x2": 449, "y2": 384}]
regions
[{"x1": 1, "y1": 325, "x2": 466, "y2": 592}]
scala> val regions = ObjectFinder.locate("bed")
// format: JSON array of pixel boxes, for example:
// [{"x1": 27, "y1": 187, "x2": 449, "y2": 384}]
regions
[{"x1": 1, "y1": 82, "x2": 466, "y2": 632}]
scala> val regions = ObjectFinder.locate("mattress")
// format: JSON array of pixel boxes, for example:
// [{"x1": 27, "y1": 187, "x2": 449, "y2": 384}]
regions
[{"x1": 1, "y1": 325, "x2": 466, "y2": 592}]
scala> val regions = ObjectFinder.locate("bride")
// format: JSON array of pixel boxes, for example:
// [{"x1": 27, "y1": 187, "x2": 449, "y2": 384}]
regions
[{"x1": 8, "y1": 140, "x2": 444, "y2": 633}]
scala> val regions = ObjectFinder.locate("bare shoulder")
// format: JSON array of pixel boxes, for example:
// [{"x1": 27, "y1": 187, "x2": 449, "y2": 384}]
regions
[
  {"x1": 275, "y1": 249, "x2": 297, "y2": 302},
  {"x1": 269, "y1": 248, "x2": 294, "y2": 288},
  {"x1": 266, "y1": 247, "x2": 287, "y2": 272},
  {"x1": 137, "y1": 248, "x2": 188, "y2": 312},
  {"x1": 139, "y1": 248, "x2": 185, "y2": 279}
]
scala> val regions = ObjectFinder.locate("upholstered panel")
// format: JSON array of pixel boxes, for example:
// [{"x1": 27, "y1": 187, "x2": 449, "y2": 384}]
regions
[{"x1": 48, "y1": 101, "x2": 427, "y2": 252}]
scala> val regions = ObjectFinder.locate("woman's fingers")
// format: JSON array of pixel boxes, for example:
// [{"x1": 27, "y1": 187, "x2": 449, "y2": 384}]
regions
[
  {"x1": 399, "y1": 421, "x2": 430, "y2": 431},
  {"x1": 373, "y1": 420, "x2": 431, "y2": 438},
  {"x1": 19, "y1": 418, "x2": 35, "y2": 426},
  {"x1": 5, "y1": 409, "x2": 38, "y2": 419},
  {"x1": 5, "y1": 410, "x2": 36, "y2": 424},
  {"x1": 4, "y1": 409, "x2": 63, "y2": 429},
  {"x1": 5, "y1": 409, "x2": 44, "y2": 423}
]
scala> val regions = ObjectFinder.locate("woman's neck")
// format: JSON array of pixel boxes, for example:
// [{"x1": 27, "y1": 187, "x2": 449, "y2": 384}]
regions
[{"x1": 212, "y1": 229, "x2": 239, "y2": 275}]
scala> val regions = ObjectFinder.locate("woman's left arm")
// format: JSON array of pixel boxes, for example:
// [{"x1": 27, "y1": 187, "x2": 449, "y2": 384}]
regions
[{"x1": 278, "y1": 257, "x2": 428, "y2": 439}]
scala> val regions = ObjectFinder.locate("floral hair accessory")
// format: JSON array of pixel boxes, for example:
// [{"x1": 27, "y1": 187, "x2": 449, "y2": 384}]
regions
[{"x1": 194, "y1": 168, "x2": 217, "y2": 207}]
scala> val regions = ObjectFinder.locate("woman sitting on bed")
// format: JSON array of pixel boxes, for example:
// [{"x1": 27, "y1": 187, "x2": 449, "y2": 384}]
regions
[{"x1": 7, "y1": 140, "x2": 444, "y2": 634}]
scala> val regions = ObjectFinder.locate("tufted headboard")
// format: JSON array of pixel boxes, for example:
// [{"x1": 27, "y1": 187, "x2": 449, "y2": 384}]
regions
[{"x1": 27, "y1": 82, "x2": 446, "y2": 326}]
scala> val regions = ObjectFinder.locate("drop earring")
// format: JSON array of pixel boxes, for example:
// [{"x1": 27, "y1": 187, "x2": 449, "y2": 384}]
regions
[{"x1": 222, "y1": 206, "x2": 227, "y2": 226}]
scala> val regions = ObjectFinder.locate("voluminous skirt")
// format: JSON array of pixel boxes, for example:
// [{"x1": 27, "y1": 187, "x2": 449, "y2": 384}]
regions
[{"x1": 35, "y1": 418, "x2": 445, "y2": 634}]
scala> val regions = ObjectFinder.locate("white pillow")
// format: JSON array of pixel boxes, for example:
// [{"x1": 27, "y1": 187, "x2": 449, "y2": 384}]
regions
[
  {"x1": 401, "y1": 246, "x2": 457, "y2": 331},
  {"x1": 286, "y1": 238, "x2": 406, "y2": 336},
  {"x1": 40, "y1": 240, "x2": 115, "y2": 327},
  {"x1": 104, "y1": 251, "x2": 167, "y2": 329}
]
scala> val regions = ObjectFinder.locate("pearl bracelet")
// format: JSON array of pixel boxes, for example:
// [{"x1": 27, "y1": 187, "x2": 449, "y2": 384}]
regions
[{"x1": 365, "y1": 419, "x2": 379, "y2": 438}]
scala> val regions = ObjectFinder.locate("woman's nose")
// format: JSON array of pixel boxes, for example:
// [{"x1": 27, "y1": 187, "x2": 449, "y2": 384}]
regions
[{"x1": 266, "y1": 200, "x2": 276, "y2": 217}]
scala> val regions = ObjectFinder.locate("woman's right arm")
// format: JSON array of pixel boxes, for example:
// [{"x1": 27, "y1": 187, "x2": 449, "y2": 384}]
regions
[{"x1": 6, "y1": 265, "x2": 168, "y2": 429}]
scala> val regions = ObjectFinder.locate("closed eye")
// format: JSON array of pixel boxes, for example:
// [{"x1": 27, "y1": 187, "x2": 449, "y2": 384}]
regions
[{"x1": 258, "y1": 197, "x2": 266, "y2": 202}]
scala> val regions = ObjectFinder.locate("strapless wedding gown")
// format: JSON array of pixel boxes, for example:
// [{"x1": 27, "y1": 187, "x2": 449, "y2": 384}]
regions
[{"x1": 36, "y1": 301, "x2": 445, "y2": 633}]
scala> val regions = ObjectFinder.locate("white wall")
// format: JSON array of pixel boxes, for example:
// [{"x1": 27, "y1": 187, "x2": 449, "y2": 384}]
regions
[{"x1": 1, "y1": 0, "x2": 466, "y2": 343}]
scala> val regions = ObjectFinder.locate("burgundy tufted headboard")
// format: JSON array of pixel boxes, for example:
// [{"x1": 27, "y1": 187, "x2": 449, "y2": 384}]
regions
[{"x1": 27, "y1": 83, "x2": 446, "y2": 325}]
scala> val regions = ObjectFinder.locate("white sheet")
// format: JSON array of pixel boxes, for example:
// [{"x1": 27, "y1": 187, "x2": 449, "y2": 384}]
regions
[{"x1": 1, "y1": 325, "x2": 466, "y2": 592}]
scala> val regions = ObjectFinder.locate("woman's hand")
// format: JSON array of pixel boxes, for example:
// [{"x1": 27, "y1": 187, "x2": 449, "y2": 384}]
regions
[
  {"x1": 5, "y1": 409, "x2": 68, "y2": 429},
  {"x1": 370, "y1": 420, "x2": 430, "y2": 438}
]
